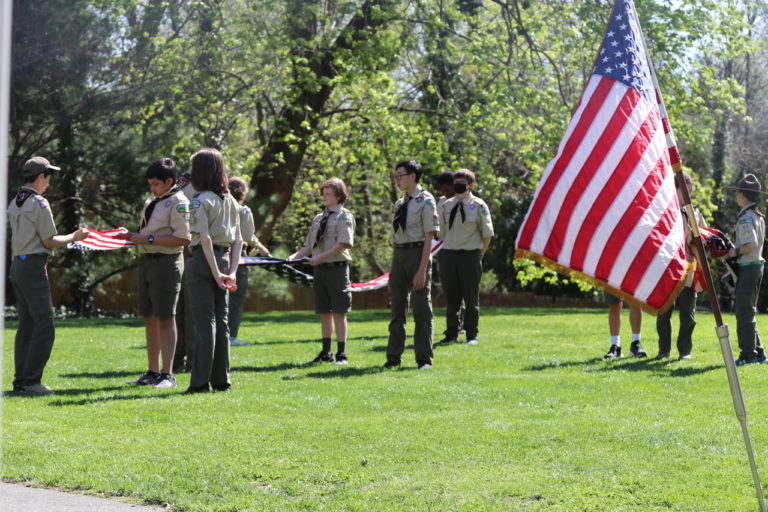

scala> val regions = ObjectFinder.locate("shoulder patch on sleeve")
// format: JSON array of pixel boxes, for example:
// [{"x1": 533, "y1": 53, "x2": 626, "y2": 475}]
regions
[
  {"x1": 39, "y1": 199, "x2": 49, "y2": 209},
  {"x1": 190, "y1": 199, "x2": 201, "y2": 209},
  {"x1": 176, "y1": 203, "x2": 190, "y2": 213},
  {"x1": 739, "y1": 217, "x2": 753, "y2": 224}
]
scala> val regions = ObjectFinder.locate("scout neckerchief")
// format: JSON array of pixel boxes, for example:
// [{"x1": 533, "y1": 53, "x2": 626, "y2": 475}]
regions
[
  {"x1": 177, "y1": 172, "x2": 191, "y2": 188},
  {"x1": 449, "y1": 199, "x2": 466, "y2": 229},
  {"x1": 141, "y1": 186, "x2": 181, "y2": 230},
  {"x1": 393, "y1": 195, "x2": 412, "y2": 232},
  {"x1": 15, "y1": 186, "x2": 37, "y2": 207},
  {"x1": 314, "y1": 209, "x2": 335, "y2": 248}
]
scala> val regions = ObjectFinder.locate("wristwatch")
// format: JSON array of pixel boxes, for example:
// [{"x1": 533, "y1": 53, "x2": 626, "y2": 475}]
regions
[{"x1": 147, "y1": 234, "x2": 155, "y2": 245}]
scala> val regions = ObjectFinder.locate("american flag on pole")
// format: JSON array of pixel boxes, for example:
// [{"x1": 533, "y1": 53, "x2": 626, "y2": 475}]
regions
[
  {"x1": 514, "y1": 0, "x2": 691, "y2": 314},
  {"x1": 68, "y1": 228, "x2": 135, "y2": 251}
]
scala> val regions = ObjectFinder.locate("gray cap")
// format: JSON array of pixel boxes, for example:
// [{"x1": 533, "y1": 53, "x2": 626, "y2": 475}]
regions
[{"x1": 22, "y1": 156, "x2": 60, "y2": 177}]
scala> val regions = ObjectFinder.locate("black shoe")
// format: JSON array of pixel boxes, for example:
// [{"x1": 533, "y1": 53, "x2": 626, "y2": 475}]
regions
[
  {"x1": 629, "y1": 341, "x2": 647, "y2": 358},
  {"x1": 435, "y1": 338, "x2": 457, "y2": 346},
  {"x1": 382, "y1": 361, "x2": 400, "y2": 369},
  {"x1": 312, "y1": 351, "x2": 334, "y2": 363},
  {"x1": 184, "y1": 385, "x2": 210, "y2": 394},
  {"x1": 736, "y1": 356, "x2": 759, "y2": 366},
  {"x1": 212, "y1": 384, "x2": 231, "y2": 392},
  {"x1": 604, "y1": 345, "x2": 621, "y2": 359},
  {"x1": 335, "y1": 353, "x2": 348, "y2": 365},
  {"x1": 758, "y1": 352, "x2": 768, "y2": 364},
  {"x1": 130, "y1": 370, "x2": 160, "y2": 385}
]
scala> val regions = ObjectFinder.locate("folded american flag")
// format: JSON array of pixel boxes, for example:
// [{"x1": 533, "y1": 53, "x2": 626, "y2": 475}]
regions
[{"x1": 68, "y1": 228, "x2": 136, "y2": 251}]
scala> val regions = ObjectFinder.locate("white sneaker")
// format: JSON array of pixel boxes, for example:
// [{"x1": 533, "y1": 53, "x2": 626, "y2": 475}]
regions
[
  {"x1": 418, "y1": 363, "x2": 433, "y2": 370},
  {"x1": 229, "y1": 337, "x2": 247, "y2": 346},
  {"x1": 154, "y1": 374, "x2": 177, "y2": 389},
  {"x1": 467, "y1": 339, "x2": 478, "y2": 345}
]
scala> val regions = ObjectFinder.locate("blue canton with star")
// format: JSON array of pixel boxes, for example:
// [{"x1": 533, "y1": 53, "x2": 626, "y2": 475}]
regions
[{"x1": 591, "y1": 0, "x2": 654, "y2": 100}]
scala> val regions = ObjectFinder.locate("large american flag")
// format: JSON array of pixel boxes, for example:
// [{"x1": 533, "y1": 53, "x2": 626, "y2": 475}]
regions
[{"x1": 514, "y1": 0, "x2": 690, "y2": 313}]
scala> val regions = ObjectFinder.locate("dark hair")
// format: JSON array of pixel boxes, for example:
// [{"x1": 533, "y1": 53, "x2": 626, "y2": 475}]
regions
[
  {"x1": 145, "y1": 158, "x2": 176, "y2": 183},
  {"x1": 23, "y1": 169, "x2": 52, "y2": 184},
  {"x1": 395, "y1": 160, "x2": 423, "y2": 183},
  {"x1": 436, "y1": 171, "x2": 454, "y2": 186},
  {"x1": 744, "y1": 190, "x2": 760, "y2": 203},
  {"x1": 453, "y1": 168, "x2": 476, "y2": 184},
  {"x1": 190, "y1": 148, "x2": 228, "y2": 194},
  {"x1": 229, "y1": 176, "x2": 248, "y2": 202},
  {"x1": 320, "y1": 177, "x2": 348, "y2": 204}
]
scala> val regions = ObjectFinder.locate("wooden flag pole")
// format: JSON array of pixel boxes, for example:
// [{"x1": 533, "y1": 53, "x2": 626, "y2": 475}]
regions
[{"x1": 634, "y1": 4, "x2": 766, "y2": 509}]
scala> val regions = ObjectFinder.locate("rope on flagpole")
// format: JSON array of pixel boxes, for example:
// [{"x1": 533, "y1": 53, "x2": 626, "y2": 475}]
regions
[{"x1": 633, "y1": 2, "x2": 767, "y2": 508}]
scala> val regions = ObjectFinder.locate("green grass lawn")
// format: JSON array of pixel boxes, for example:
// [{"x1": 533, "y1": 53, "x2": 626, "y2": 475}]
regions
[{"x1": 3, "y1": 307, "x2": 768, "y2": 511}]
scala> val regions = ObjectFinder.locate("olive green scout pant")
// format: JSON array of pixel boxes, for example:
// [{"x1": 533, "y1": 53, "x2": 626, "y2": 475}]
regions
[
  {"x1": 10, "y1": 254, "x2": 55, "y2": 389},
  {"x1": 386, "y1": 246, "x2": 433, "y2": 366},
  {"x1": 440, "y1": 249, "x2": 482, "y2": 341},
  {"x1": 656, "y1": 286, "x2": 696, "y2": 356},
  {"x1": 186, "y1": 246, "x2": 231, "y2": 390},
  {"x1": 735, "y1": 263, "x2": 765, "y2": 359},
  {"x1": 228, "y1": 263, "x2": 249, "y2": 340}
]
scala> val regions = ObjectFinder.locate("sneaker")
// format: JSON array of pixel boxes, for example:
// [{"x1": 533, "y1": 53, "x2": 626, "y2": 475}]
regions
[
  {"x1": 604, "y1": 345, "x2": 622, "y2": 359},
  {"x1": 654, "y1": 352, "x2": 670, "y2": 361},
  {"x1": 758, "y1": 352, "x2": 768, "y2": 364},
  {"x1": 229, "y1": 337, "x2": 247, "y2": 346},
  {"x1": 418, "y1": 363, "x2": 433, "y2": 370},
  {"x1": 736, "y1": 356, "x2": 759, "y2": 366},
  {"x1": 629, "y1": 341, "x2": 647, "y2": 358},
  {"x1": 435, "y1": 337, "x2": 457, "y2": 346},
  {"x1": 382, "y1": 361, "x2": 400, "y2": 369},
  {"x1": 467, "y1": 339, "x2": 478, "y2": 345},
  {"x1": 130, "y1": 370, "x2": 160, "y2": 385},
  {"x1": 21, "y1": 383, "x2": 54, "y2": 395},
  {"x1": 678, "y1": 353, "x2": 693, "y2": 360},
  {"x1": 154, "y1": 373, "x2": 177, "y2": 389},
  {"x1": 312, "y1": 351, "x2": 334, "y2": 363},
  {"x1": 336, "y1": 353, "x2": 349, "y2": 365}
]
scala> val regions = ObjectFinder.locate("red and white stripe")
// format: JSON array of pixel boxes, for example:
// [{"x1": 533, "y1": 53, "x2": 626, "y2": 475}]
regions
[
  {"x1": 515, "y1": 73, "x2": 687, "y2": 312},
  {"x1": 350, "y1": 240, "x2": 445, "y2": 292},
  {"x1": 69, "y1": 228, "x2": 135, "y2": 251}
]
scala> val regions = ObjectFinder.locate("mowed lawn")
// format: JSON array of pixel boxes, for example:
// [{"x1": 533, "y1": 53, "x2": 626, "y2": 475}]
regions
[{"x1": 3, "y1": 307, "x2": 768, "y2": 511}]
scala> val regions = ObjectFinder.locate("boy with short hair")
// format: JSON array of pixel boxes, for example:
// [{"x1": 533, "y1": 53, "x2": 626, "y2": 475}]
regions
[
  {"x1": 8, "y1": 157, "x2": 89, "y2": 394},
  {"x1": 129, "y1": 158, "x2": 191, "y2": 388}
]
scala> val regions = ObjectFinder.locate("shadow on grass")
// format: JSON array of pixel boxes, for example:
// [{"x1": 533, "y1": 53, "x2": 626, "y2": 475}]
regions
[
  {"x1": 254, "y1": 335, "x2": 388, "y2": 346},
  {"x1": 48, "y1": 390, "x2": 185, "y2": 407},
  {"x1": 298, "y1": 365, "x2": 411, "y2": 379},
  {"x1": 61, "y1": 370, "x2": 139, "y2": 379},
  {"x1": 232, "y1": 362, "x2": 315, "y2": 373},
  {"x1": 245, "y1": 310, "x2": 391, "y2": 324},
  {"x1": 524, "y1": 358, "x2": 723, "y2": 377}
]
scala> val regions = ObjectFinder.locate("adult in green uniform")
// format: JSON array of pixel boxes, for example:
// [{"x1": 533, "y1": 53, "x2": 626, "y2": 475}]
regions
[
  {"x1": 655, "y1": 172, "x2": 707, "y2": 360},
  {"x1": 185, "y1": 148, "x2": 243, "y2": 393},
  {"x1": 8, "y1": 157, "x2": 88, "y2": 394},
  {"x1": 437, "y1": 169, "x2": 494, "y2": 345},
  {"x1": 728, "y1": 174, "x2": 767, "y2": 366},
  {"x1": 228, "y1": 177, "x2": 271, "y2": 346},
  {"x1": 384, "y1": 160, "x2": 440, "y2": 370}
]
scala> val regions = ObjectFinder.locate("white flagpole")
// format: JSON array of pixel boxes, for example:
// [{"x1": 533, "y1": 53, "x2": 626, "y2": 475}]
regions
[{"x1": 632, "y1": 1, "x2": 766, "y2": 508}]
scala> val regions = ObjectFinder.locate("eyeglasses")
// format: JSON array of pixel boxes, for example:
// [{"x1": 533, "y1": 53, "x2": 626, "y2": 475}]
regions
[{"x1": 394, "y1": 173, "x2": 410, "y2": 181}]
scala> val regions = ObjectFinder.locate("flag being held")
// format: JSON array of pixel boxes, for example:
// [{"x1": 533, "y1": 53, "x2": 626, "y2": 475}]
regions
[{"x1": 514, "y1": 0, "x2": 691, "y2": 314}]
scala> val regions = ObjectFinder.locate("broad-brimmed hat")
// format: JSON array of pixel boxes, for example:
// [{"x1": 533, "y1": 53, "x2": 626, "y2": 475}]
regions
[
  {"x1": 22, "y1": 156, "x2": 60, "y2": 177},
  {"x1": 729, "y1": 173, "x2": 763, "y2": 194}
]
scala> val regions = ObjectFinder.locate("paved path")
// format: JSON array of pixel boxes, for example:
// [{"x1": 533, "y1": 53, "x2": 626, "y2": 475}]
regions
[{"x1": 0, "y1": 482, "x2": 166, "y2": 511}]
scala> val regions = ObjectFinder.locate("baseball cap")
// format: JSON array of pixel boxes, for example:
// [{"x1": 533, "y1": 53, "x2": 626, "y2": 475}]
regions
[{"x1": 22, "y1": 157, "x2": 60, "y2": 177}]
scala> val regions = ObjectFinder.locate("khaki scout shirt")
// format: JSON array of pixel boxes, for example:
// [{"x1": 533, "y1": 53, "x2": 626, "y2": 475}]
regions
[
  {"x1": 177, "y1": 173, "x2": 197, "y2": 202},
  {"x1": 188, "y1": 191, "x2": 241, "y2": 247},
  {"x1": 137, "y1": 189, "x2": 191, "y2": 255},
  {"x1": 735, "y1": 203, "x2": 765, "y2": 265},
  {"x1": 391, "y1": 185, "x2": 439, "y2": 245},
  {"x1": 303, "y1": 205, "x2": 355, "y2": 262},
  {"x1": 7, "y1": 186, "x2": 58, "y2": 258},
  {"x1": 439, "y1": 193, "x2": 494, "y2": 251},
  {"x1": 238, "y1": 205, "x2": 268, "y2": 254}
]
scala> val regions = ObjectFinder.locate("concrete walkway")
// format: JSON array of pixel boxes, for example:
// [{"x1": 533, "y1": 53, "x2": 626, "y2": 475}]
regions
[{"x1": 0, "y1": 482, "x2": 166, "y2": 511}]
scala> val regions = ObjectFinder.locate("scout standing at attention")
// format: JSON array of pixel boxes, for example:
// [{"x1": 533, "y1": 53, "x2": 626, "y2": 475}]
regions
[
  {"x1": 384, "y1": 160, "x2": 440, "y2": 370},
  {"x1": 8, "y1": 157, "x2": 88, "y2": 394},
  {"x1": 173, "y1": 170, "x2": 197, "y2": 372},
  {"x1": 228, "y1": 177, "x2": 271, "y2": 346},
  {"x1": 185, "y1": 148, "x2": 243, "y2": 393},
  {"x1": 729, "y1": 174, "x2": 767, "y2": 366},
  {"x1": 128, "y1": 158, "x2": 191, "y2": 389},
  {"x1": 438, "y1": 169, "x2": 494, "y2": 345},
  {"x1": 289, "y1": 178, "x2": 355, "y2": 364}
]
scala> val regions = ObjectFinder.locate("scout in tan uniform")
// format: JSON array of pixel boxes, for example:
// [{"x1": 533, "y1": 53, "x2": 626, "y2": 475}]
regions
[
  {"x1": 438, "y1": 169, "x2": 494, "y2": 345},
  {"x1": 728, "y1": 174, "x2": 767, "y2": 365},
  {"x1": 128, "y1": 158, "x2": 191, "y2": 389},
  {"x1": 384, "y1": 160, "x2": 440, "y2": 370},
  {"x1": 228, "y1": 177, "x2": 271, "y2": 346},
  {"x1": 289, "y1": 178, "x2": 355, "y2": 364},
  {"x1": 8, "y1": 157, "x2": 88, "y2": 394},
  {"x1": 185, "y1": 148, "x2": 243, "y2": 393},
  {"x1": 174, "y1": 171, "x2": 197, "y2": 372},
  {"x1": 434, "y1": 171, "x2": 464, "y2": 342}
]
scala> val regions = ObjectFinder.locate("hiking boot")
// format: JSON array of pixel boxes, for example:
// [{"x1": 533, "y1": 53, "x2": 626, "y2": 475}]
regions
[
  {"x1": 335, "y1": 353, "x2": 348, "y2": 365},
  {"x1": 154, "y1": 373, "x2": 177, "y2": 389},
  {"x1": 604, "y1": 345, "x2": 621, "y2": 359},
  {"x1": 654, "y1": 351, "x2": 670, "y2": 361},
  {"x1": 21, "y1": 383, "x2": 54, "y2": 395},
  {"x1": 629, "y1": 341, "x2": 647, "y2": 358},
  {"x1": 130, "y1": 370, "x2": 160, "y2": 385},
  {"x1": 736, "y1": 356, "x2": 759, "y2": 366},
  {"x1": 312, "y1": 351, "x2": 334, "y2": 363}
]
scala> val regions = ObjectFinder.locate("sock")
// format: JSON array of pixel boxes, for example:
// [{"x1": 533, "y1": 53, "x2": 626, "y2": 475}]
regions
[
  {"x1": 337, "y1": 341, "x2": 346, "y2": 354},
  {"x1": 631, "y1": 333, "x2": 641, "y2": 343},
  {"x1": 322, "y1": 337, "x2": 331, "y2": 353},
  {"x1": 610, "y1": 336, "x2": 620, "y2": 346}
]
